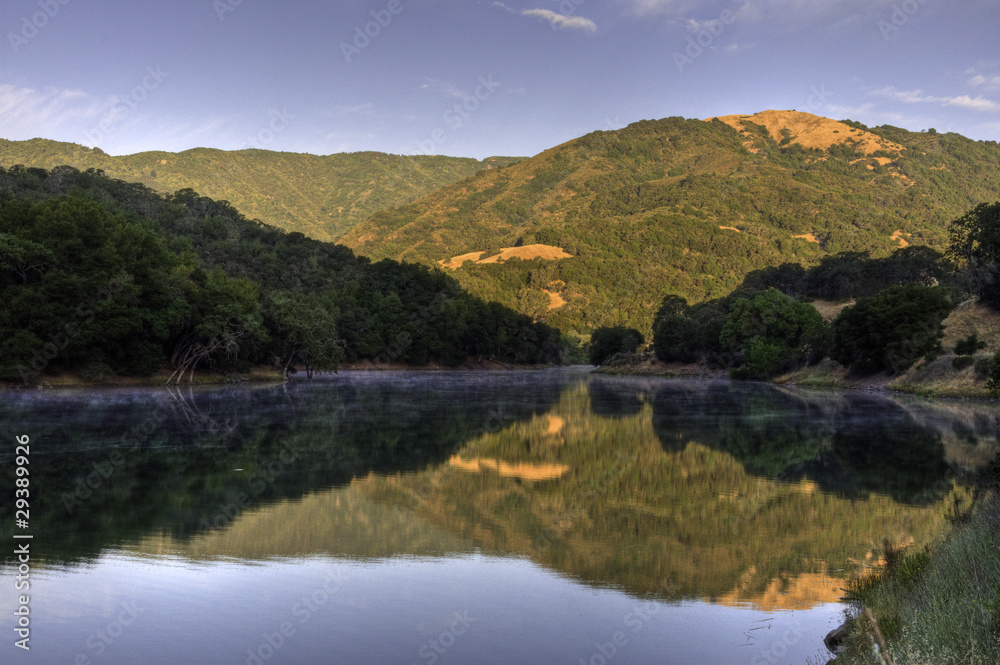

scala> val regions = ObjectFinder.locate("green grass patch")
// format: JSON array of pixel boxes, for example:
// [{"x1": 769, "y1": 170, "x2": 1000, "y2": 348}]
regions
[{"x1": 832, "y1": 491, "x2": 1000, "y2": 664}]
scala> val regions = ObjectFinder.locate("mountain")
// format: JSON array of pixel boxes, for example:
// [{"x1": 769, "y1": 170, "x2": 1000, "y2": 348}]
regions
[
  {"x1": 339, "y1": 111, "x2": 1000, "y2": 337},
  {"x1": 0, "y1": 138, "x2": 522, "y2": 241}
]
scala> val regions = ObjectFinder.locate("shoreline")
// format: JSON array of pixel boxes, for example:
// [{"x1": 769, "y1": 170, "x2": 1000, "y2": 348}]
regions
[
  {"x1": 592, "y1": 353, "x2": 999, "y2": 401},
  {"x1": 0, "y1": 360, "x2": 573, "y2": 390}
]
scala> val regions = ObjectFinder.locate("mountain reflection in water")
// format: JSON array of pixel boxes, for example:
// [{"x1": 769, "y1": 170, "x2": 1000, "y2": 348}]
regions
[{"x1": 2, "y1": 371, "x2": 995, "y2": 610}]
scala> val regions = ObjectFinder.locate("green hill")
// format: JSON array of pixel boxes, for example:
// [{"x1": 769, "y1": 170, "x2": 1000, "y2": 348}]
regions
[
  {"x1": 339, "y1": 111, "x2": 1000, "y2": 337},
  {"x1": 0, "y1": 138, "x2": 521, "y2": 241}
]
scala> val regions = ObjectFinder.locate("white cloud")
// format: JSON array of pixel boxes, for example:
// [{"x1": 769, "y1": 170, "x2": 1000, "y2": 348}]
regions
[
  {"x1": 521, "y1": 8, "x2": 597, "y2": 32},
  {"x1": 0, "y1": 80, "x2": 238, "y2": 155},
  {"x1": 945, "y1": 95, "x2": 1000, "y2": 112},
  {"x1": 685, "y1": 17, "x2": 722, "y2": 33},
  {"x1": 493, "y1": 2, "x2": 597, "y2": 31},
  {"x1": 870, "y1": 87, "x2": 1000, "y2": 113},
  {"x1": 0, "y1": 83, "x2": 109, "y2": 139},
  {"x1": 967, "y1": 74, "x2": 1000, "y2": 90},
  {"x1": 871, "y1": 87, "x2": 933, "y2": 104},
  {"x1": 420, "y1": 78, "x2": 473, "y2": 102}
]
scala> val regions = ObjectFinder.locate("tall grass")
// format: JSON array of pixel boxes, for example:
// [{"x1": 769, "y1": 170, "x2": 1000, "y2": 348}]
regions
[{"x1": 831, "y1": 489, "x2": 1000, "y2": 665}]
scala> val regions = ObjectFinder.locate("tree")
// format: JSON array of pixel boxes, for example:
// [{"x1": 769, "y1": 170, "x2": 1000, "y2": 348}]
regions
[
  {"x1": 949, "y1": 201, "x2": 1000, "y2": 309},
  {"x1": 831, "y1": 284, "x2": 954, "y2": 374},
  {"x1": 719, "y1": 289, "x2": 829, "y2": 379},
  {"x1": 267, "y1": 292, "x2": 343, "y2": 378},
  {"x1": 588, "y1": 326, "x2": 644, "y2": 365},
  {"x1": 0, "y1": 233, "x2": 55, "y2": 284}
]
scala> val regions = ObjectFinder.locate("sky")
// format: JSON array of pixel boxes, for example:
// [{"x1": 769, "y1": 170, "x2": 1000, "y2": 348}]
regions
[{"x1": 1, "y1": 0, "x2": 998, "y2": 159}]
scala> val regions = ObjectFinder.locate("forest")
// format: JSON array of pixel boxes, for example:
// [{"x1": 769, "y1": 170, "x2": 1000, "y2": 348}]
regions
[{"x1": 0, "y1": 165, "x2": 569, "y2": 384}]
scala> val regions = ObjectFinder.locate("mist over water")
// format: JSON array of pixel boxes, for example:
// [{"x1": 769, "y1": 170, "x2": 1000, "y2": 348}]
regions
[{"x1": 2, "y1": 370, "x2": 995, "y2": 664}]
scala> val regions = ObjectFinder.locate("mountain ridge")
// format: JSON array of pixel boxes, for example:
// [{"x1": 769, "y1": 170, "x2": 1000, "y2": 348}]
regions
[
  {"x1": 0, "y1": 137, "x2": 523, "y2": 242},
  {"x1": 339, "y1": 110, "x2": 1000, "y2": 337}
]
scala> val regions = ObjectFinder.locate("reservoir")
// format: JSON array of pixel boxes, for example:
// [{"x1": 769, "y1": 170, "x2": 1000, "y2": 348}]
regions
[{"x1": 1, "y1": 369, "x2": 995, "y2": 664}]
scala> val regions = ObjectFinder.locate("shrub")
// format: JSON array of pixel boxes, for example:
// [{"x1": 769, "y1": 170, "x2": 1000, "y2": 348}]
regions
[
  {"x1": 987, "y1": 350, "x2": 1000, "y2": 396},
  {"x1": 952, "y1": 355, "x2": 975, "y2": 370},
  {"x1": 955, "y1": 333, "x2": 987, "y2": 355},
  {"x1": 831, "y1": 284, "x2": 954, "y2": 374}
]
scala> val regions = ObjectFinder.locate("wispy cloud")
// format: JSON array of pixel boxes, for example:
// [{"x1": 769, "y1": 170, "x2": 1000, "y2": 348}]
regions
[
  {"x1": 968, "y1": 74, "x2": 1000, "y2": 90},
  {"x1": 420, "y1": 78, "x2": 474, "y2": 102},
  {"x1": 871, "y1": 87, "x2": 1000, "y2": 113},
  {"x1": 522, "y1": 9, "x2": 597, "y2": 31},
  {"x1": 944, "y1": 95, "x2": 1000, "y2": 112},
  {"x1": 493, "y1": 3, "x2": 597, "y2": 32},
  {"x1": 0, "y1": 83, "x2": 109, "y2": 137},
  {"x1": 0, "y1": 81, "x2": 238, "y2": 154}
]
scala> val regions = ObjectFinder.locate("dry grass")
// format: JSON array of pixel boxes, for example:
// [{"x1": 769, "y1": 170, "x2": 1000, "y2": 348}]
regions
[
  {"x1": 440, "y1": 244, "x2": 573, "y2": 270},
  {"x1": 477, "y1": 244, "x2": 573, "y2": 264},
  {"x1": 709, "y1": 110, "x2": 905, "y2": 155},
  {"x1": 793, "y1": 233, "x2": 820, "y2": 244},
  {"x1": 891, "y1": 230, "x2": 911, "y2": 248},
  {"x1": 544, "y1": 289, "x2": 567, "y2": 310},
  {"x1": 438, "y1": 251, "x2": 485, "y2": 269},
  {"x1": 810, "y1": 299, "x2": 853, "y2": 322},
  {"x1": 941, "y1": 300, "x2": 1000, "y2": 353}
]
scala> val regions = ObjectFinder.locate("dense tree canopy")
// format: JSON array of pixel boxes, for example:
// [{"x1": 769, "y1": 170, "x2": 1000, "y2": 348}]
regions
[
  {"x1": 719, "y1": 289, "x2": 829, "y2": 379},
  {"x1": 0, "y1": 165, "x2": 568, "y2": 383},
  {"x1": 588, "y1": 326, "x2": 644, "y2": 365},
  {"x1": 831, "y1": 284, "x2": 954, "y2": 375}
]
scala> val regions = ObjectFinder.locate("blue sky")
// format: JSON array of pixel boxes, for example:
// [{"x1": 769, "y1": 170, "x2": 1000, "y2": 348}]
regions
[{"x1": 1, "y1": 0, "x2": 998, "y2": 158}]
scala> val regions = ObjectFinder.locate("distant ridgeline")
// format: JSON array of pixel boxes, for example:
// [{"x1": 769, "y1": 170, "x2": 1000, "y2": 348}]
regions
[
  {"x1": 0, "y1": 165, "x2": 568, "y2": 383},
  {"x1": 0, "y1": 138, "x2": 522, "y2": 242},
  {"x1": 340, "y1": 111, "x2": 1000, "y2": 337}
]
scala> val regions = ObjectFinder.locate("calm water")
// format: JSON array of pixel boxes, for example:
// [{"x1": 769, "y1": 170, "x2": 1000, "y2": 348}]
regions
[{"x1": 1, "y1": 370, "x2": 997, "y2": 665}]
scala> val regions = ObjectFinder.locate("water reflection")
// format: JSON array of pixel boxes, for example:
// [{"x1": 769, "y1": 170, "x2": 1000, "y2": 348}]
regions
[
  {"x1": 648, "y1": 381, "x2": 963, "y2": 503},
  {"x1": 2, "y1": 372, "x2": 995, "y2": 606},
  {"x1": 0, "y1": 372, "x2": 570, "y2": 563}
]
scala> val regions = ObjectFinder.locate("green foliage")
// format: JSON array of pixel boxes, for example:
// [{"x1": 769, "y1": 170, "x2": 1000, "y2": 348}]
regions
[
  {"x1": 653, "y1": 297, "x2": 728, "y2": 364},
  {"x1": 949, "y1": 201, "x2": 1000, "y2": 309},
  {"x1": 0, "y1": 140, "x2": 524, "y2": 242},
  {"x1": 832, "y1": 284, "x2": 954, "y2": 374},
  {"x1": 987, "y1": 350, "x2": 1000, "y2": 396},
  {"x1": 719, "y1": 288, "x2": 830, "y2": 378},
  {"x1": 588, "y1": 326, "x2": 644, "y2": 365},
  {"x1": 0, "y1": 165, "x2": 567, "y2": 383}
]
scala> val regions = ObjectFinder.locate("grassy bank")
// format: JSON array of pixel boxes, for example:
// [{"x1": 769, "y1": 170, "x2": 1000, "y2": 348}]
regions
[
  {"x1": 829, "y1": 488, "x2": 1000, "y2": 665},
  {"x1": 777, "y1": 356, "x2": 998, "y2": 399}
]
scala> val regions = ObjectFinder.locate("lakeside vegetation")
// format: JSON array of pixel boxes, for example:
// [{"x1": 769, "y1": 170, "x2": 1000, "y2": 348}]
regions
[
  {"x1": 0, "y1": 165, "x2": 569, "y2": 385},
  {"x1": 832, "y1": 489, "x2": 1000, "y2": 665},
  {"x1": 587, "y1": 200, "x2": 1000, "y2": 397}
]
